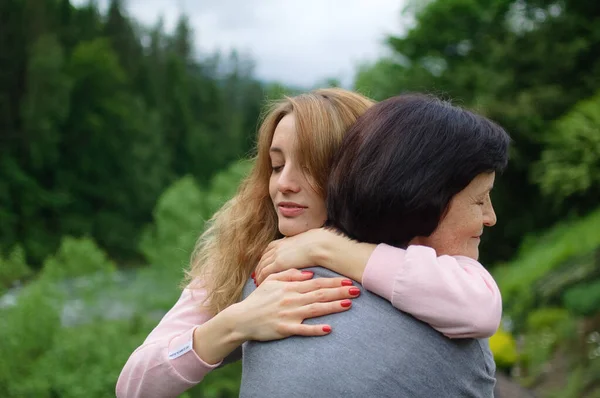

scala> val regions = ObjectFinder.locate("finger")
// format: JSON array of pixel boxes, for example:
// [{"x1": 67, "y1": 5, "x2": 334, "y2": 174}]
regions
[
  {"x1": 261, "y1": 239, "x2": 280, "y2": 257},
  {"x1": 295, "y1": 277, "x2": 355, "y2": 294},
  {"x1": 255, "y1": 251, "x2": 274, "y2": 281},
  {"x1": 265, "y1": 268, "x2": 314, "y2": 283},
  {"x1": 279, "y1": 323, "x2": 333, "y2": 337},
  {"x1": 255, "y1": 261, "x2": 281, "y2": 285},
  {"x1": 299, "y1": 300, "x2": 353, "y2": 320},
  {"x1": 299, "y1": 286, "x2": 361, "y2": 305}
]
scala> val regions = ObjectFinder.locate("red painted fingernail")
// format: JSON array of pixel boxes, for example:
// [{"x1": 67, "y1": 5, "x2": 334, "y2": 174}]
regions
[
  {"x1": 341, "y1": 299, "x2": 352, "y2": 308},
  {"x1": 251, "y1": 272, "x2": 256, "y2": 278},
  {"x1": 341, "y1": 279, "x2": 353, "y2": 286},
  {"x1": 322, "y1": 326, "x2": 332, "y2": 333},
  {"x1": 301, "y1": 271, "x2": 314, "y2": 275},
  {"x1": 349, "y1": 288, "x2": 360, "y2": 296}
]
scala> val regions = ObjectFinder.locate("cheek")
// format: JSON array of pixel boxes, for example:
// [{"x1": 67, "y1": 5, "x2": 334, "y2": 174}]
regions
[
  {"x1": 268, "y1": 177, "x2": 277, "y2": 203},
  {"x1": 464, "y1": 207, "x2": 484, "y2": 234},
  {"x1": 308, "y1": 191, "x2": 327, "y2": 221}
]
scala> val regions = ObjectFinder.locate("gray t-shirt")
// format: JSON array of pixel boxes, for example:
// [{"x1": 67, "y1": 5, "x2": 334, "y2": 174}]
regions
[{"x1": 239, "y1": 267, "x2": 496, "y2": 398}]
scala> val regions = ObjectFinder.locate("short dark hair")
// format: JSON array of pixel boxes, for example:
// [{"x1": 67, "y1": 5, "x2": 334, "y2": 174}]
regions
[{"x1": 326, "y1": 93, "x2": 511, "y2": 248}]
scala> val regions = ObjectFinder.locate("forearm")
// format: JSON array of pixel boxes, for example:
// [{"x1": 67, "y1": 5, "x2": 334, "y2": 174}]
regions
[
  {"x1": 116, "y1": 288, "x2": 228, "y2": 398},
  {"x1": 192, "y1": 304, "x2": 247, "y2": 365},
  {"x1": 362, "y1": 244, "x2": 502, "y2": 338},
  {"x1": 312, "y1": 231, "x2": 376, "y2": 282}
]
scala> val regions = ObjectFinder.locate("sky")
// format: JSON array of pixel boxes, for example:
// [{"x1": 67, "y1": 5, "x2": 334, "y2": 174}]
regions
[{"x1": 77, "y1": 0, "x2": 409, "y2": 87}]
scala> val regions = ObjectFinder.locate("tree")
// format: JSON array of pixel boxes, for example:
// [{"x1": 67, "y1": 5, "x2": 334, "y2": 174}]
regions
[{"x1": 355, "y1": 0, "x2": 600, "y2": 264}]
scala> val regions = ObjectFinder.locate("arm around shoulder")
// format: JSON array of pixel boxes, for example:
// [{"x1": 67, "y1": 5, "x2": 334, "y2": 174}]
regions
[{"x1": 361, "y1": 244, "x2": 502, "y2": 339}]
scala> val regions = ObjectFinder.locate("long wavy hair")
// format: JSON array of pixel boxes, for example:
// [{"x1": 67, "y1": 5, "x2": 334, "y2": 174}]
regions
[{"x1": 185, "y1": 88, "x2": 374, "y2": 314}]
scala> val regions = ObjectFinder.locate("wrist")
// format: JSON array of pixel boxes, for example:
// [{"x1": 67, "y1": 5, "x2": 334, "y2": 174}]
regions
[
  {"x1": 313, "y1": 229, "x2": 375, "y2": 282},
  {"x1": 191, "y1": 305, "x2": 247, "y2": 365},
  {"x1": 311, "y1": 229, "x2": 343, "y2": 271},
  {"x1": 219, "y1": 303, "x2": 251, "y2": 344}
]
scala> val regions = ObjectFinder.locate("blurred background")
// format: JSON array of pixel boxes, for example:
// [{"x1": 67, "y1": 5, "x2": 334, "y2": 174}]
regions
[{"x1": 1, "y1": 0, "x2": 599, "y2": 397}]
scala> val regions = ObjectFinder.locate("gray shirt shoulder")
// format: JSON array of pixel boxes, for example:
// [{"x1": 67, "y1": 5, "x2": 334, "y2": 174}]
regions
[{"x1": 239, "y1": 267, "x2": 496, "y2": 398}]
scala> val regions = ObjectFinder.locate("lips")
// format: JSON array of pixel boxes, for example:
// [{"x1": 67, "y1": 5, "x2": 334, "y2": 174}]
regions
[{"x1": 277, "y1": 202, "x2": 307, "y2": 217}]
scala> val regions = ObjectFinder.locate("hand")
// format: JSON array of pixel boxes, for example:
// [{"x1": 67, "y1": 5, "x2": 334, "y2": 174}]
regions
[
  {"x1": 231, "y1": 268, "x2": 361, "y2": 341},
  {"x1": 255, "y1": 228, "x2": 327, "y2": 285}
]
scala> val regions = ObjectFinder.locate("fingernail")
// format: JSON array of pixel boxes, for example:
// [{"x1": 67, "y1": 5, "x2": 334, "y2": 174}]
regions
[
  {"x1": 301, "y1": 271, "x2": 314, "y2": 275},
  {"x1": 322, "y1": 326, "x2": 332, "y2": 333},
  {"x1": 341, "y1": 299, "x2": 352, "y2": 308},
  {"x1": 251, "y1": 272, "x2": 256, "y2": 278},
  {"x1": 341, "y1": 279, "x2": 353, "y2": 286},
  {"x1": 349, "y1": 287, "x2": 360, "y2": 296}
]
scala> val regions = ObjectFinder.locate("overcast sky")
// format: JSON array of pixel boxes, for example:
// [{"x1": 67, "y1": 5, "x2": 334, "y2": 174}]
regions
[{"x1": 77, "y1": 0, "x2": 409, "y2": 87}]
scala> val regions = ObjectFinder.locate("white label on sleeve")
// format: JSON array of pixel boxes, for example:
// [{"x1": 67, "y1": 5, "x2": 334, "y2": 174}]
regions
[{"x1": 168, "y1": 340, "x2": 193, "y2": 360}]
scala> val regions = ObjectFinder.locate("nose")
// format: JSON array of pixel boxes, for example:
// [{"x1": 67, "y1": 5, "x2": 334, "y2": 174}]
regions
[
  {"x1": 483, "y1": 203, "x2": 497, "y2": 227},
  {"x1": 277, "y1": 165, "x2": 300, "y2": 194}
]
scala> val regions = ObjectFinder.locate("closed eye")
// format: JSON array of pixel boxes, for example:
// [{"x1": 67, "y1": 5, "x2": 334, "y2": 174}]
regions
[{"x1": 272, "y1": 165, "x2": 283, "y2": 173}]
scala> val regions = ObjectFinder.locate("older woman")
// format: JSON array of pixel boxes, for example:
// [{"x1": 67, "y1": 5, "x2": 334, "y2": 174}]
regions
[{"x1": 245, "y1": 93, "x2": 511, "y2": 397}]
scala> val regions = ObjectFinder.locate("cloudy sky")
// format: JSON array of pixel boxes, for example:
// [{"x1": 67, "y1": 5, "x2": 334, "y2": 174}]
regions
[{"x1": 79, "y1": 0, "x2": 409, "y2": 87}]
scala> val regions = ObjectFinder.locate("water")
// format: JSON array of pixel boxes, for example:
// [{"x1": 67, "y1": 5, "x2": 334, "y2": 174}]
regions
[{"x1": 0, "y1": 267, "x2": 179, "y2": 327}]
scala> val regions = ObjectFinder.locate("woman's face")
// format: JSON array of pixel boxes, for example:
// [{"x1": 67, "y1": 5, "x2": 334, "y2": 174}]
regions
[
  {"x1": 413, "y1": 172, "x2": 497, "y2": 260},
  {"x1": 269, "y1": 114, "x2": 328, "y2": 237}
]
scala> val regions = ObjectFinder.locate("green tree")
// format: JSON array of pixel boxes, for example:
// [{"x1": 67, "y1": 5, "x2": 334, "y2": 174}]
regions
[{"x1": 355, "y1": 0, "x2": 600, "y2": 264}]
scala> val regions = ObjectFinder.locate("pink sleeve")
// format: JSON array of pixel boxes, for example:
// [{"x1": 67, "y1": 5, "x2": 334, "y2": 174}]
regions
[
  {"x1": 362, "y1": 244, "x2": 502, "y2": 339},
  {"x1": 116, "y1": 287, "x2": 223, "y2": 398}
]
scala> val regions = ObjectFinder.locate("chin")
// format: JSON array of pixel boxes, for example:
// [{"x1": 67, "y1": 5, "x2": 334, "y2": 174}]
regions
[
  {"x1": 278, "y1": 222, "x2": 304, "y2": 237},
  {"x1": 469, "y1": 249, "x2": 479, "y2": 261}
]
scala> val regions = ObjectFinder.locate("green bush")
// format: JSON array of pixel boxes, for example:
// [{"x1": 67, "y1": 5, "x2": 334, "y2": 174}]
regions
[
  {"x1": 139, "y1": 175, "x2": 207, "y2": 270},
  {"x1": 204, "y1": 159, "x2": 252, "y2": 216},
  {"x1": 534, "y1": 92, "x2": 600, "y2": 202},
  {"x1": 0, "y1": 161, "x2": 253, "y2": 397},
  {"x1": 0, "y1": 281, "x2": 63, "y2": 397},
  {"x1": 526, "y1": 307, "x2": 572, "y2": 333},
  {"x1": 39, "y1": 236, "x2": 116, "y2": 282},
  {"x1": 563, "y1": 279, "x2": 600, "y2": 317},
  {"x1": 0, "y1": 245, "x2": 32, "y2": 291},
  {"x1": 139, "y1": 160, "x2": 252, "y2": 272},
  {"x1": 494, "y1": 208, "x2": 600, "y2": 327}
]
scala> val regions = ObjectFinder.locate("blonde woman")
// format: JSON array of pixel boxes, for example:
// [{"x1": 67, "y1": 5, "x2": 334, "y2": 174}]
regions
[{"x1": 116, "y1": 89, "x2": 501, "y2": 398}]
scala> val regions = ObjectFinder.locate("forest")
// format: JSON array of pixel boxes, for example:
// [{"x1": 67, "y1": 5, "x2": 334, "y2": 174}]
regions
[{"x1": 1, "y1": 0, "x2": 599, "y2": 396}]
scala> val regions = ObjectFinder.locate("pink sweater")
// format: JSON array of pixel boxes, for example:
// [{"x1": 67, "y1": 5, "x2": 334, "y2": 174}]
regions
[{"x1": 116, "y1": 244, "x2": 502, "y2": 398}]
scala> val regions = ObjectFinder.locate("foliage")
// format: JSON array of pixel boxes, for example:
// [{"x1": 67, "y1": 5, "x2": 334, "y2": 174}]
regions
[
  {"x1": 494, "y1": 208, "x2": 600, "y2": 329},
  {"x1": 39, "y1": 236, "x2": 117, "y2": 282},
  {"x1": 355, "y1": 0, "x2": 600, "y2": 265},
  {"x1": 494, "y1": 208, "x2": 600, "y2": 393},
  {"x1": 490, "y1": 326, "x2": 519, "y2": 371},
  {"x1": 0, "y1": 0, "x2": 277, "y2": 266},
  {"x1": 139, "y1": 176, "x2": 207, "y2": 269},
  {"x1": 533, "y1": 92, "x2": 600, "y2": 209},
  {"x1": 2, "y1": 0, "x2": 600, "y2": 396},
  {"x1": 0, "y1": 162, "x2": 250, "y2": 397},
  {"x1": 0, "y1": 246, "x2": 32, "y2": 292}
]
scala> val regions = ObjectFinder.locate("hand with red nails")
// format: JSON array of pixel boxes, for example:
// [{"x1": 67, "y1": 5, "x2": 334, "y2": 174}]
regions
[
  {"x1": 254, "y1": 230, "x2": 324, "y2": 286},
  {"x1": 228, "y1": 268, "x2": 360, "y2": 341}
]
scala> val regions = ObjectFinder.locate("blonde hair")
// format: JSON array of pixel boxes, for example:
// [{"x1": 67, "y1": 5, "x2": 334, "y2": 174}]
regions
[{"x1": 185, "y1": 88, "x2": 374, "y2": 314}]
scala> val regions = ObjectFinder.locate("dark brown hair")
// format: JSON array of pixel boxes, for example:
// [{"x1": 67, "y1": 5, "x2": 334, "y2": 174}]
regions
[{"x1": 326, "y1": 93, "x2": 511, "y2": 248}]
